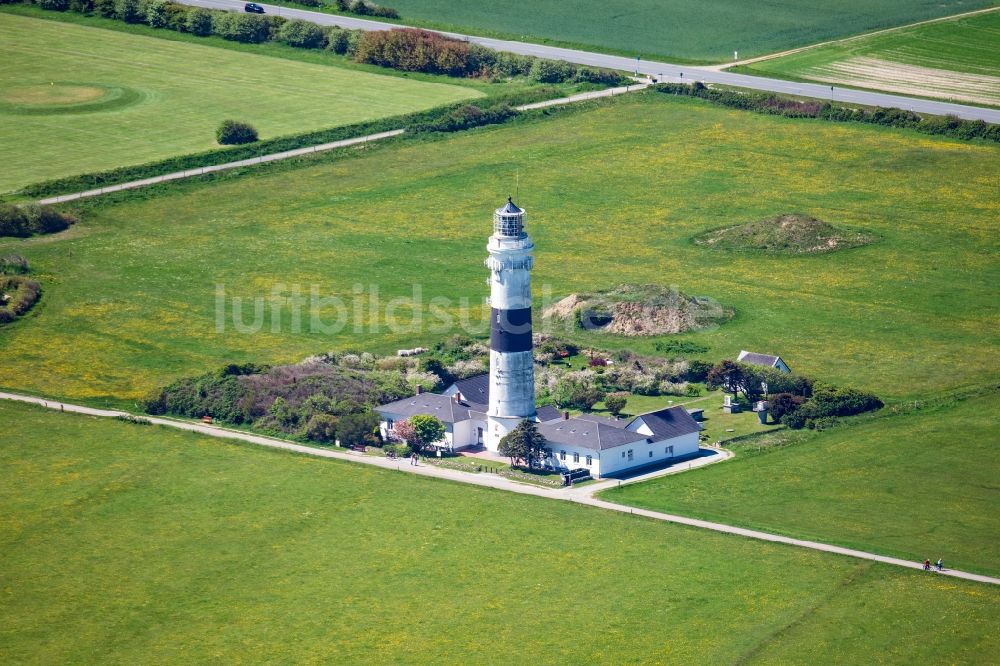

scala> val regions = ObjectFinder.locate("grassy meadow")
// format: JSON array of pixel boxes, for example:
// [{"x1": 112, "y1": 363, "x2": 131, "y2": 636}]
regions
[
  {"x1": 1, "y1": 93, "x2": 997, "y2": 406},
  {"x1": 738, "y1": 10, "x2": 1000, "y2": 106},
  {"x1": 378, "y1": 0, "x2": 992, "y2": 62},
  {"x1": 602, "y1": 390, "x2": 1000, "y2": 576},
  {"x1": 1, "y1": 400, "x2": 997, "y2": 663},
  {"x1": 0, "y1": 12, "x2": 480, "y2": 192}
]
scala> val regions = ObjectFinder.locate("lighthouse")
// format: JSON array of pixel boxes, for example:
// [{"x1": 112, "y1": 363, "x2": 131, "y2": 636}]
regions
[{"x1": 485, "y1": 197, "x2": 536, "y2": 450}]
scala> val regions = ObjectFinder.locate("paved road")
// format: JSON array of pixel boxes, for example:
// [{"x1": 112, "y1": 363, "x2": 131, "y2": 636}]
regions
[
  {"x1": 4, "y1": 391, "x2": 997, "y2": 586},
  {"x1": 178, "y1": 0, "x2": 1000, "y2": 123}
]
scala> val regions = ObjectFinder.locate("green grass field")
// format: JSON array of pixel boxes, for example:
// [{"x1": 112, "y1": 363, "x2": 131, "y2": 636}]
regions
[
  {"x1": 2, "y1": 93, "x2": 997, "y2": 406},
  {"x1": 738, "y1": 10, "x2": 1000, "y2": 106},
  {"x1": 602, "y1": 391, "x2": 1000, "y2": 576},
  {"x1": 378, "y1": 0, "x2": 993, "y2": 63},
  {"x1": 1, "y1": 400, "x2": 997, "y2": 663},
  {"x1": 0, "y1": 13, "x2": 480, "y2": 192}
]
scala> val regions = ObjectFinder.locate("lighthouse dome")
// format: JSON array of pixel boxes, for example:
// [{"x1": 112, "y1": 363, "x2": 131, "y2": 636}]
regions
[{"x1": 494, "y1": 197, "x2": 526, "y2": 238}]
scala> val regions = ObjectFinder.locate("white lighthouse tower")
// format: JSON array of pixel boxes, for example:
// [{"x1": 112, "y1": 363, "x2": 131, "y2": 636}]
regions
[{"x1": 485, "y1": 197, "x2": 536, "y2": 450}]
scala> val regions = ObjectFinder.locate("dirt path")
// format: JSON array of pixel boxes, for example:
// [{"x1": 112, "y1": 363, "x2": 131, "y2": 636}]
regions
[
  {"x1": 709, "y1": 5, "x2": 1000, "y2": 71},
  {"x1": 3, "y1": 390, "x2": 997, "y2": 586}
]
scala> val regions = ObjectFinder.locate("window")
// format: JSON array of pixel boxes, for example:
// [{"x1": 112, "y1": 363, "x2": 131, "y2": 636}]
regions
[
  {"x1": 627, "y1": 449, "x2": 634, "y2": 461},
  {"x1": 585, "y1": 455, "x2": 592, "y2": 466},
  {"x1": 559, "y1": 450, "x2": 566, "y2": 461},
  {"x1": 649, "y1": 450, "x2": 653, "y2": 458},
  {"x1": 621, "y1": 451, "x2": 626, "y2": 459},
  {"x1": 573, "y1": 452, "x2": 580, "y2": 463},
  {"x1": 386, "y1": 419, "x2": 394, "y2": 430},
  {"x1": 665, "y1": 445, "x2": 674, "y2": 456}
]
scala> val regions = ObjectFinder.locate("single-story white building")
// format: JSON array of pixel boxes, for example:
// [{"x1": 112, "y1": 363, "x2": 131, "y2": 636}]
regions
[
  {"x1": 737, "y1": 350, "x2": 791, "y2": 373},
  {"x1": 375, "y1": 374, "x2": 701, "y2": 477}
]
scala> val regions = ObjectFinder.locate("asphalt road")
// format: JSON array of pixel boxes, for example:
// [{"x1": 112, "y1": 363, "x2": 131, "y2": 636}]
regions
[{"x1": 179, "y1": 0, "x2": 1000, "y2": 123}]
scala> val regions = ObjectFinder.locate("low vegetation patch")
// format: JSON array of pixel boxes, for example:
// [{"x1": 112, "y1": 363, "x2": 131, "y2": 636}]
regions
[
  {"x1": 331, "y1": 0, "x2": 399, "y2": 19},
  {"x1": 0, "y1": 255, "x2": 41, "y2": 324},
  {"x1": 694, "y1": 213, "x2": 874, "y2": 254},
  {"x1": 0, "y1": 204, "x2": 75, "y2": 237},
  {"x1": 543, "y1": 284, "x2": 733, "y2": 337},
  {"x1": 655, "y1": 82, "x2": 1000, "y2": 143}
]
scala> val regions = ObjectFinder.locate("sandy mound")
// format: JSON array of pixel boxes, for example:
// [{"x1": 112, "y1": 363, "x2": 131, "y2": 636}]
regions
[
  {"x1": 694, "y1": 213, "x2": 873, "y2": 254},
  {"x1": 542, "y1": 284, "x2": 732, "y2": 337}
]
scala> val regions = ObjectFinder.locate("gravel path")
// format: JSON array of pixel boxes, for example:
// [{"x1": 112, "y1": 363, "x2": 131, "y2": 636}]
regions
[
  {"x1": 37, "y1": 84, "x2": 647, "y2": 205},
  {"x1": 3, "y1": 390, "x2": 996, "y2": 586}
]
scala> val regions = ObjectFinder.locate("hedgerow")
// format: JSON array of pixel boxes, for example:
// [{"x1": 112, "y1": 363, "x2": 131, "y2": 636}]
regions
[
  {"x1": 0, "y1": 275, "x2": 42, "y2": 323},
  {"x1": 0, "y1": 204, "x2": 76, "y2": 237},
  {"x1": 654, "y1": 82, "x2": 1000, "y2": 143}
]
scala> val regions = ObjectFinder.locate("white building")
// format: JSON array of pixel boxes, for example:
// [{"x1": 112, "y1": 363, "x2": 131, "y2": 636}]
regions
[
  {"x1": 376, "y1": 373, "x2": 702, "y2": 478},
  {"x1": 737, "y1": 350, "x2": 791, "y2": 373}
]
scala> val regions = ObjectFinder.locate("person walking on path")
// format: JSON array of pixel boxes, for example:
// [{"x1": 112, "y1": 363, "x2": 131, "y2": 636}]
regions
[{"x1": 410, "y1": 452, "x2": 418, "y2": 466}]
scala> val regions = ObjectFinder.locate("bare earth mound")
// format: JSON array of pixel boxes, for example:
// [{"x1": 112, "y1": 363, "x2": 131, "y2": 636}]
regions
[
  {"x1": 694, "y1": 214, "x2": 874, "y2": 254},
  {"x1": 542, "y1": 284, "x2": 732, "y2": 337}
]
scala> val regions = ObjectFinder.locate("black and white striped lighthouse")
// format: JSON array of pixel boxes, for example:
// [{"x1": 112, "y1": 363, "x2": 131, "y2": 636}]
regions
[{"x1": 485, "y1": 198, "x2": 536, "y2": 449}]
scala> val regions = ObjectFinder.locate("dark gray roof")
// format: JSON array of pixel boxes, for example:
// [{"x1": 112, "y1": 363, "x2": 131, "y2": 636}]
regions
[
  {"x1": 376, "y1": 393, "x2": 487, "y2": 424},
  {"x1": 632, "y1": 406, "x2": 701, "y2": 440},
  {"x1": 575, "y1": 413, "x2": 628, "y2": 428},
  {"x1": 536, "y1": 404, "x2": 562, "y2": 423},
  {"x1": 498, "y1": 197, "x2": 522, "y2": 214},
  {"x1": 539, "y1": 418, "x2": 647, "y2": 451},
  {"x1": 738, "y1": 351, "x2": 781, "y2": 367},
  {"x1": 448, "y1": 373, "x2": 490, "y2": 403}
]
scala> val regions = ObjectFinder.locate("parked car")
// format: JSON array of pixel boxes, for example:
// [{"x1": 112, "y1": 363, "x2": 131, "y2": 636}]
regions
[{"x1": 244, "y1": 2, "x2": 265, "y2": 13}]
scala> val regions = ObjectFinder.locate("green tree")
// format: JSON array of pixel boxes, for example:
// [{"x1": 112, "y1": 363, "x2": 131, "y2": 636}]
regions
[
  {"x1": 498, "y1": 419, "x2": 547, "y2": 468},
  {"x1": 304, "y1": 414, "x2": 338, "y2": 443},
  {"x1": 278, "y1": 19, "x2": 326, "y2": 48},
  {"x1": 409, "y1": 414, "x2": 445, "y2": 450},
  {"x1": 216, "y1": 119, "x2": 258, "y2": 145},
  {"x1": 338, "y1": 411, "x2": 380, "y2": 446},
  {"x1": 604, "y1": 392, "x2": 627, "y2": 417}
]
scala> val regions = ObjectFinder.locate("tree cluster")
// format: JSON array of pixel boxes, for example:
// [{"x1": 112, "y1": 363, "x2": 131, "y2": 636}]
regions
[{"x1": 216, "y1": 119, "x2": 259, "y2": 145}]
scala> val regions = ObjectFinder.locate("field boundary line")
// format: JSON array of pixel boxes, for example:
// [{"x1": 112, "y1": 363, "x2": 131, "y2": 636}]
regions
[
  {"x1": 2, "y1": 390, "x2": 997, "y2": 586},
  {"x1": 713, "y1": 5, "x2": 1000, "y2": 70},
  {"x1": 36, "y1": 85, "x2": 646, "y2": 206}
]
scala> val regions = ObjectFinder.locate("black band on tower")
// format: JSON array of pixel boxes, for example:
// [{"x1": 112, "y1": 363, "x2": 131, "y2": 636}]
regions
[{"x1": 490, "y1": 307, "x2": 532, "y2": 353}]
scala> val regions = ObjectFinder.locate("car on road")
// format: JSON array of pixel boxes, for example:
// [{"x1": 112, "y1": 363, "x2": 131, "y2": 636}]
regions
[{"x1": 244, "y1": 2, "x2": 265, "y2": 13}]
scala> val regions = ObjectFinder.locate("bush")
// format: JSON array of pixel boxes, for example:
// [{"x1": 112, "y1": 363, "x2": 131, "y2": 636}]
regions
[
  {"x1": 115, "y1": 0, "x2": 142, "y2": 23},
  {"x1": 38, "y1": 0, "x2": 70, "y2": 10},
  {"x1": 162, "y1": 2, "x2": 190, "y2": 30},
  {"x1": 324, "y1": 26, "x2": 352, "y2": 54},
  {"x1": 278, "y1": 19, "x2": 326, "y2": 48},
  {"x1": 782, "y1": 384, "x2": 883, "y2": 429},
  {"x1": 413, "y1": 104, "x2": 517, "y2": 133},
  {"x1": 145, "y1": 0, "x2": 168, "y2": 27},
  {"x1": 531, "y1": 59, "x2": 577, "y2": 83},
  {"x1": 0, "y1": 276, "x2": 42, "y2": 324},
  {"x1": 94, "y1": 0, "x2": 115, "y2": 16},
  {"x1": 0, "y1": 255, "x2": 30, "y2": 275},
  {"x1": 212, "y1": 12, "x2": 270, "y2": 43},
  {"x1": 304, "y1": 413, "x2": 338, "y2": 443},
  {"x1": 216, "y1": 119, "x2": 258, "y2": 145},
  {"x1": 355, "y1": 28, "x2": 474, "y2": 77},
  {"x1": 0, "y1": 205, "x2": 74, "y2": 238},
  {"x1": 186, "y1": 6, "x2": 212, "y2": 35},
  {"x1": 384, "y1": 442, "x2": 411, "y2": 457},
  {"x1": 575, "y1": 67, "x2": 628, "y2": 86}
]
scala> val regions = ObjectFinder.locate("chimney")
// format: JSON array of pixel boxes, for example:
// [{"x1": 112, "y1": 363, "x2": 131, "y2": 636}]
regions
[
  {"x1": 563, "y1": 411, "x2": 570, "y2": 420},
  {"x1": 453, "y1": 393, "x2": 460, "y2": 404},
  {"x1": 415, "y1": 385, "x2": 422, "y2": 395}
]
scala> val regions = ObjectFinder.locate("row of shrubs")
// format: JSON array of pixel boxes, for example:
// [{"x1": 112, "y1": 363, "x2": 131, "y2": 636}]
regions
[
  {"x1": 0, "y1": 257, "x2": 41, "y2": 324},
  {"x1": 0, "y1": 204, "x2": 76, "y2": 237},
  {"x1": 769, "y1": 385, "x2": 884, "y2": 430},
  {"x1": 25, "y1": 0, "x2": 627, "y2": 85},
  {"x1": 330, "y1": 0, "x2": 398, "y2": 19},
  {"x1": 655, "y1": 82, "x2": 1000, "y2": 143}
]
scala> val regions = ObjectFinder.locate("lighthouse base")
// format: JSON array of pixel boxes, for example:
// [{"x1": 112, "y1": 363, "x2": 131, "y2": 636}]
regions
[{"x1": 485, "y1": 414, "x2": 536, "y2": 453}]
